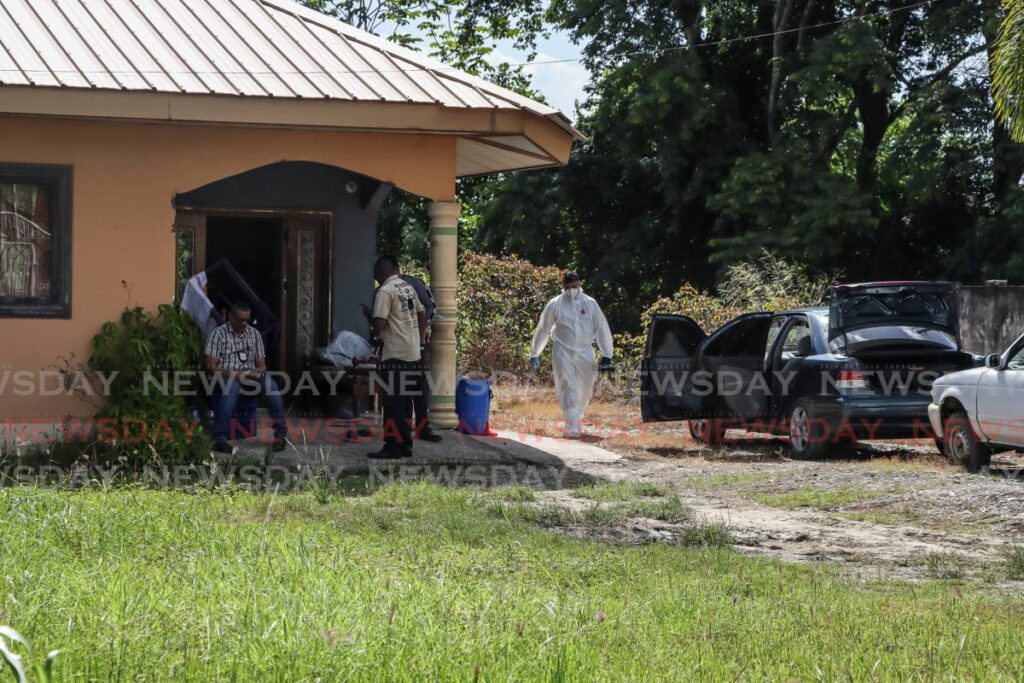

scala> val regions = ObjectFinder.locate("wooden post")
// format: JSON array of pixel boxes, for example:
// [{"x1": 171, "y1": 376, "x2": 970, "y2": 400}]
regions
[{"x1": 427, "y1": 201, "x2": 462, "y2": 429}]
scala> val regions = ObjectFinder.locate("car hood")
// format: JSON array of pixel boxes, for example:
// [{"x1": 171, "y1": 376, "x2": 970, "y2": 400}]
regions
[
  {"x1": 829, "y1": 282, "x2": 960, "y2": 346},
  {"x1": 932, "y1": 366, "x2": 985, "y2": 389}
]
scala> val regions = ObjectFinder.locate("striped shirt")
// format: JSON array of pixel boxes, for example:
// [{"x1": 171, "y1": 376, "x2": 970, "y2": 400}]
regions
[{"x1": 204, "y1": 323, "x2": 265, "y2": 371}]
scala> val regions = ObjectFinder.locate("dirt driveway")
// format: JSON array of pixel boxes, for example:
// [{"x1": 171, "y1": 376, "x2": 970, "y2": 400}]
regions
[{"x1": 494, "y1": 387, "x2": 1024, "y2": 581}]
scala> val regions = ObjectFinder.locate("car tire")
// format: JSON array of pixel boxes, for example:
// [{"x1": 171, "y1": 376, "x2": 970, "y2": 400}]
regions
[
  {"x1": 689, "y1": 419, "x2": 726, "y2": 445},
  {"x1": 943, "y1": 411, "x2": 991, "y2": 473},
  {"x1": 788, "y1": 399, "x2": 831, "y2": 460}
]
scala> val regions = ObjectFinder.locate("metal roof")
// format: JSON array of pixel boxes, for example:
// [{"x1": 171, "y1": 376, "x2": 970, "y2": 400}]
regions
[{"x1": 0, "y1": 0, "x2": 581, "y2": 176}]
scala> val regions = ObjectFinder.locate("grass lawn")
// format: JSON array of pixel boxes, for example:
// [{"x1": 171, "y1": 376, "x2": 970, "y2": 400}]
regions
[
  {"x1": 754, "y1": 486, "x2": 898, "y2": 511},
  {"x1": 2, "y1": 483, "x2": 1023, "y2": 681}
]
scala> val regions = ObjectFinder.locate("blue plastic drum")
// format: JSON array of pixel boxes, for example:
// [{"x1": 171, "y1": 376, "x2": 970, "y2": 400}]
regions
[{"x1": 456, "y1": 378, "x2": 493, "y2": 435}]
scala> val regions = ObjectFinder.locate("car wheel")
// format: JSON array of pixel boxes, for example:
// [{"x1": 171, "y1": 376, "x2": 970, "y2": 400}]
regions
[
  {"x1": 788, "y1": 399, "x2": 830, "y2": 460},
  {"x1": 943, "y1": 411, "x2": 990, "y2": 473},
  {"x1": 689, "y1": 419, "x2": 726, "y2": 445}
]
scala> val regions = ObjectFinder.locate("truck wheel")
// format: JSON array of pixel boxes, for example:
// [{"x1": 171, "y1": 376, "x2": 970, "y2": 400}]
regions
[
  {"x1": 943, "y1": 411, "x2": 990, "y2": 473},
  {"x1": 788, "y1": 400, "x2": 831, "y2": 460},
  {"x1": 689, "y1": 419, "x2": 726, "y2": 445}
]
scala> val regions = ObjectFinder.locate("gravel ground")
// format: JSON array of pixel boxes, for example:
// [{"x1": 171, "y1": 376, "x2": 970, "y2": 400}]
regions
[
  {"x1": 492, "y1": 387, "x2": 1024, "y2": 582},
  {"x1": 571, "y1": 426, "x2": 1024, "y2": 581}
]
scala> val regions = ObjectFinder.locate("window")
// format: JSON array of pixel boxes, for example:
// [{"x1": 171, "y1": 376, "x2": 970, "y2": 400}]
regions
[
  {"x1": 764, "y1": 317, "x2": 786, "y2": 359},
  {"x1": 1008, "y1": 343, "x2": 1024, "y2": 371},
  {"x1": 0, "y1": 164, "x2": 72, "y2": 318},
  {"x1": 779, "y1": 320, "x2": 812, "y2": 359}
]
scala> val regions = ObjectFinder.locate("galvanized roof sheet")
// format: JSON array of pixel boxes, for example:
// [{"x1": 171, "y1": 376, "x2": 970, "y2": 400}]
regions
[{"x1": 0, "y1": 0, "x2": 581, "y2": 175}]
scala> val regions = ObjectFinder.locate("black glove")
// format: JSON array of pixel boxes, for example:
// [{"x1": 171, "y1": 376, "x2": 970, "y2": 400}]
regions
[{"x1": 598, "y1": 357, "x2": 614, "y2": 373}]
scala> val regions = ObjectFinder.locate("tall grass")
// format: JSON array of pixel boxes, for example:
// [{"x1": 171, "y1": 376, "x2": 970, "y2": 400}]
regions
[{"x1": 1, "y1": 484, "x2": 1023, "y2": 680}]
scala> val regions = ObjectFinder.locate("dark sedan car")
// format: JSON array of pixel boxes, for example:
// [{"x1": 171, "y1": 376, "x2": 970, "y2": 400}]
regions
[{"x1": 640, "y1": 282, "x2": 978, "y2": 458}]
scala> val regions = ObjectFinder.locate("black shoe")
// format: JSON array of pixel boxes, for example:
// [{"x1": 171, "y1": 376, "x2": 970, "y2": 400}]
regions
[
  {"x1": 367, "y1": 446, "x2": 405, "y2": 460},
  {"x1": 272, "y1": 439, "x2": 288, "y2": 453},
  {"x1": 213, "y1": 440, "x2": 237, "y2": 455},
  {"x1": 418, "y1": 429, "x2": 443, "y2": 443}
]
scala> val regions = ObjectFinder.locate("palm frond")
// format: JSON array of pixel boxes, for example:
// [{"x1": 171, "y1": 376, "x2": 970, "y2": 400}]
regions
[{"x1": 993, "y1": 0, "x2": 1024, "y2": 141}]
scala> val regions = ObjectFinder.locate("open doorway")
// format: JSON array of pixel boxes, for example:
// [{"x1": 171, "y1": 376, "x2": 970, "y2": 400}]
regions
[
  {"x1": 206, "y1": 215, "x2": 284, "y2": 369},
  {"x1": 175, "y1": 210, "x2": 332, "y2": 382}
]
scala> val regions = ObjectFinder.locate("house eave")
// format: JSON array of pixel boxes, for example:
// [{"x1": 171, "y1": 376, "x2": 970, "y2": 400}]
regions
[{"x1": 0, "y1": 86, "x2": 577, "y2": 176}]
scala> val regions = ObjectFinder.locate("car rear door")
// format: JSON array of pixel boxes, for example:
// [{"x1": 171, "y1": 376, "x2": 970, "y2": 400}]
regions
[{"x1": 640, "y1": 314, "x2": 708, "y2": 421}]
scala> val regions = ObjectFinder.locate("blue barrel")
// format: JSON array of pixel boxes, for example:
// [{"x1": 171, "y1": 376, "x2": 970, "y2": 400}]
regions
[{"x1": 456, "y1": 378, "x2": 494, "y2": 435}]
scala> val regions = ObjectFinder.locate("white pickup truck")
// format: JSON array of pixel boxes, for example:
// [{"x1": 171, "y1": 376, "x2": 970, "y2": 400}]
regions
[{"x1": 929, "y1": 333, "x2": 1024, "y2": 471}]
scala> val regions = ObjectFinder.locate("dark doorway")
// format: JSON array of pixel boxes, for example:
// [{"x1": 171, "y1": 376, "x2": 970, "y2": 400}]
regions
[{"x1": 205, "y1": 215, "x2": 284, "y2": 369}]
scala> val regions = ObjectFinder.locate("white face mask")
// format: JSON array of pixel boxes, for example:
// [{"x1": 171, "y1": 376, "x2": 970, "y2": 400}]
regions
[{"x1": 564, "y1": 286, "x2": 582, "y2": 300}]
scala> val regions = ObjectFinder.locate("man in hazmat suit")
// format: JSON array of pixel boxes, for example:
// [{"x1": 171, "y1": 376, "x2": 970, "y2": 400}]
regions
[{"x1": 530, "y1": 272, "x2": 614, "y2": 438}]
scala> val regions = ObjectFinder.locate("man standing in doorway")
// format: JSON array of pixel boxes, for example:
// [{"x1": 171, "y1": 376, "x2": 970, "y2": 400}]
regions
[
  {"x1": 369, "y1": 255, "x2": 427, "y2": 459},
  {"x1": 530, "y1": 272, "x2": 614, "y2": 439},
  {"x1": 205, "y1": 302, "x2": 289, "y2": 453}
]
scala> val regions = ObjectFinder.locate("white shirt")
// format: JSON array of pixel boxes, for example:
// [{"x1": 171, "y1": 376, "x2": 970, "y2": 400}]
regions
[{"x1": 373, "y1": 274, "x2": 425, "y2": 361}]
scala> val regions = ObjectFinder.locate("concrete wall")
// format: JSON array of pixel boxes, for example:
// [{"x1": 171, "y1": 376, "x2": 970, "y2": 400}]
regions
[
  {"x1": 175, "y1": 161, "x2": 392, "y2": 338},
  {"x1": 959, "y1": 286, "x2": 1024, "y2": 355},
  {"x1": 0, "y1": 116, "x2": 456, "y2": 420}
]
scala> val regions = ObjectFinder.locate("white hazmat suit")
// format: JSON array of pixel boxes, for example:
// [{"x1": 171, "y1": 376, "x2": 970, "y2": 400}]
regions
[{"x1": 531, "y1": 288, "x2": 614, "y2": 437}]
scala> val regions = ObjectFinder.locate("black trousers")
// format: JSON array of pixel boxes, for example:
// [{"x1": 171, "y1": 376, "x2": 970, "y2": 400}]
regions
[{"x1": 378, "y1": 360, "x2": 419, "y2": 452}]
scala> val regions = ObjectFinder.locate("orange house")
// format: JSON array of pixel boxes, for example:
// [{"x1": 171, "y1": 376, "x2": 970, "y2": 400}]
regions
[{"x1": 0, "y1": 0, "x2": 580, "y2": 429}]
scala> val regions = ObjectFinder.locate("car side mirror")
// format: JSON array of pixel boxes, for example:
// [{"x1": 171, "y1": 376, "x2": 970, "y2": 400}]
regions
[{"x1": 986, "y1": 353, "x2": 1003, "y2": 370}]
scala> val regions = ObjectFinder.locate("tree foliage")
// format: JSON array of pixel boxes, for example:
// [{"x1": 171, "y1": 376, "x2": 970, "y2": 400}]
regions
[
  {"x1": 993, "y1": 0, "x2": 1024, "y2": 141},
  {"x1": 476, "y1": 0, "x2": 1024, "y2": 333}
]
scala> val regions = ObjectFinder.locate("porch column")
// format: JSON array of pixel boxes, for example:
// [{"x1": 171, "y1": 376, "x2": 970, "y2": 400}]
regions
[{"x1": 427, "y1": 200, "x2": 462, "y2": 429}]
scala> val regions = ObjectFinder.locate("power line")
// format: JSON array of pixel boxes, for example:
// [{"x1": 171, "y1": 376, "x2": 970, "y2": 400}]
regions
[
  {"x1": 0, "y1": 0, "x2": 941, "y2": 78},
  {"x1": 519, "y1": 0, "x2": 940, "y2": 68}
]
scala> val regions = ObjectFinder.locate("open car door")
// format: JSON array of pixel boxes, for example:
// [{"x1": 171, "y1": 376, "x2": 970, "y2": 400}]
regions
[
  {"x1": 641, "y1": 314, "x2": 708, "y2": 421},
  {"x1": 698, "y1": 312, "x2": 774, "y2": 420}
]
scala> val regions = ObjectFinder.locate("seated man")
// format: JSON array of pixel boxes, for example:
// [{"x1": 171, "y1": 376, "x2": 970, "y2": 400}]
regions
[{"x1": 205, "y1": 302, "x2": 288, "y2": 454}]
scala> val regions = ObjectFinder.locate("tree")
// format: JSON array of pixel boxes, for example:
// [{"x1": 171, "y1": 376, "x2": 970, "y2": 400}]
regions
[
  {"x1": 993, "y1": 0, "x2": 1024, "y2": 142},
  {"x1": 476, "y1": 0, "x2": 1020, "y2": 332}
]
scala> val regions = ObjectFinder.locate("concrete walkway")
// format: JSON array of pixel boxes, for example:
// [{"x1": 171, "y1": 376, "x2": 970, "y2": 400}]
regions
[{"x1": 228, "y1": 423, "x2": 622, "y2": 488}]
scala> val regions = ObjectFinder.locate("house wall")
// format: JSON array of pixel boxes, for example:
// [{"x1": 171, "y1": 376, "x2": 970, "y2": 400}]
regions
[{"x1": 0, "y1": 115, "x2": 457, "y2": 421}]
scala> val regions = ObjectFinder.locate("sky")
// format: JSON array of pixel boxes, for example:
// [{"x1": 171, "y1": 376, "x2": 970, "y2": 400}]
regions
[
  {"x1": 377, "y1": 14, "x2": 592, "y2": 121},
  {"x1": 487, "y1": 32, "x2": 591, "y2": 119}
]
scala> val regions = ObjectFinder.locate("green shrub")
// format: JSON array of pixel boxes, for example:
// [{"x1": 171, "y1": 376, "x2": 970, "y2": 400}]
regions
[
  {"x1": 614, "y1": 284, "x2": 750, "y2": 371},
  {"x1": 80, "y1": 305, "x2": 210, "y2": 463},
  {"x1": 718, "y1": 249, "x2": 833, "y2": 311},
  {"x1": 457, "y1": 251, "x2": 563, "y2": 374},
  {"x1": 453, "y1": 250, "x2": 828, "y2": 376},
  {"x1": 614, "y1": 251, "x2": 829, "y2": 370}
]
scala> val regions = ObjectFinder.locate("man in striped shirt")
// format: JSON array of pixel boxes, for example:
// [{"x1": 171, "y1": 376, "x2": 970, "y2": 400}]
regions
[{"x1": 205, "y1": 302, "x2": 288, "y2": 453}]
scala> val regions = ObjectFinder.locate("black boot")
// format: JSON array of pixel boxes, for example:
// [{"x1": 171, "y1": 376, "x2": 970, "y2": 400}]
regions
[
  {"x1": 368, "y1": 445, "x2": 406, "y2": 460},
  {"x1": 418, "y1": 428, "x2": 443, "y2": 443}
]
